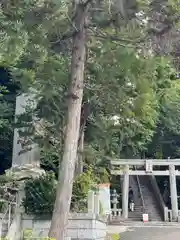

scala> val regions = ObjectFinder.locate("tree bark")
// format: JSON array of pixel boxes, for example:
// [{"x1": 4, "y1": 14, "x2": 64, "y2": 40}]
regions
[
  {"x1": 75, "y1": 130, "x2": 84, "y2": 176},
  {"x1": 74, "y1": 100, "x2": 91, "y2": 176},
  {"x1": 48, "y1": 1, "x2": 89, "y2": 239}
]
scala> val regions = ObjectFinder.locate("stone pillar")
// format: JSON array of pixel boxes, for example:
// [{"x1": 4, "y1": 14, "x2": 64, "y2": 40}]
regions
[
  {"x1": 12, "y1": 93, "x2": 40, "y2": 168},
  {"x1": 169, "y1": 164, "x2": 178, "y2": 221},
  {"x1": 122, "y1": 165, "x2": 129, "y2": 219},
  {"x1": 6, "y1": 183, "x2": 24, "y2": 240},
  {"x1": 94, "y1": 193, "x2": 100, "y2": 215},
  {"x1": 88, "y1": 190, "x2": 95, "y2": 214}
]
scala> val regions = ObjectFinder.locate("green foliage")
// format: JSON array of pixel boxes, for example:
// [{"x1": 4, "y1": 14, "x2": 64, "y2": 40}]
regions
[
  {"x1": 0, "y1": 174, "x2": 18, "y2": 212},
  {"x1": 40, "y1": 148, "x2": 59, "y2": 176},
  {"x1": 0, "y1": 67, "x2": 19, "y2": 173},
  {"x1": 23, "y1": 168, "x2": 98, "y2": 215},
  {"x1": 1, "y1": 0, "x2": 176, "y2": 169},
  {"x1": 0, "y1": 0, "x2": 162, "y2": 166},
  {"x1": 0, "y1": 100, "x2": 14, "y2": 168},
  {"x1": 161, "y1": 81, "x2": 180, "y2": 134},
  {"x1": 73, "y1": 168, "x2": 96, "y2": 199},
  {"x1": 0, "y1": 86, "x2": 8, "y2": 97},
  {"x1": 107, "y1": 233, "x2": 120, "y2": 240},
  {"x1": 1, "y1": 0, "x2": 180, "y2": 219},
  {"x1": 145, "y1": 60, "x2": 180, "y2": 159},
  {"x1": 23, "y1": 173, "x2": 57, "y2": 216},
  {"x1": 23, "y1": 229, "x2": 55, "y2": 240},
  {"x1": 71, "y1": 168, "x2": 97, "y2": 212},
  {"x1": 86, "y1": 43, "x2": 161, "y2": 156},
  {"x1": 111, "y1": 233, "x2": 120, "y2": 240}
]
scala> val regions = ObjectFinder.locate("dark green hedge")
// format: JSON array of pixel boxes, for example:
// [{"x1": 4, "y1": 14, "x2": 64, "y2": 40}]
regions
[
  {"x1": 23, "y1": 168, "x2": 100, "y2": 216},
  {"x1": 23, "y1": 172, "x2": 57, "y2": 215}
]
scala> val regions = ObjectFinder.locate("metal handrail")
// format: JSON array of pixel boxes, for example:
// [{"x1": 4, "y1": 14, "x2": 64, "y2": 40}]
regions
[
  {"x1": 134, "y1": 166, "x2": 145, "y2": 213},
  {"x1": 0, "y1": 195, "x2": 16, "y2": 236}
]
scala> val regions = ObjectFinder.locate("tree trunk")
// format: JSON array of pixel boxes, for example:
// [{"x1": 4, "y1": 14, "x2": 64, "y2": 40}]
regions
[
  {"x1": 75, "y1": 130, "x2": 84, "y2": 176},
  {"x1": 74, "y1": 100, "x2": 91, "y2": 176},
  {"x1": 48, "y1": 2, "x2": 89, "y2": 239}
]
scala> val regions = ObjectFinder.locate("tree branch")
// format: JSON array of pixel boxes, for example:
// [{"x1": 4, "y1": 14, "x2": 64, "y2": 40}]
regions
[
  {"x1": 148, "y1": 15, "x2": 180, "y2": 36},
  {"x1": 80, "y1": 0, "x2": 93, "y2": 6}
]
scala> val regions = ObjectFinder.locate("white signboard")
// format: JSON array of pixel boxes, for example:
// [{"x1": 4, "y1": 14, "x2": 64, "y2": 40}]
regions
[{"x1": 143, "y1": 213, "x2": 149, "y2": 222}]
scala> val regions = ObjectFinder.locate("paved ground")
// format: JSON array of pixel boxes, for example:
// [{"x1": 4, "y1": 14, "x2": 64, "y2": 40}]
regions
[{"x1": 120, "y1": 226, "x2": 180, "y2": 240}]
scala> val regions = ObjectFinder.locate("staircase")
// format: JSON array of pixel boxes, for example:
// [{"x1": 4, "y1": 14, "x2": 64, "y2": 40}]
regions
[
  {"x1": 128, "y1": 175, "x2": 163, "y2": 221},
  {"x1": 128, "y1": 176, "x2": 143, "y2": 221},
  {"x1": 138, "y1": 176, "x2": 162, "y2": 221},
  {"x1": 110, "y1": 175, "x2": 163, "y2": 223},
  {"x1": 128, "y1": 198, "x2": 143, "y2": 221}
]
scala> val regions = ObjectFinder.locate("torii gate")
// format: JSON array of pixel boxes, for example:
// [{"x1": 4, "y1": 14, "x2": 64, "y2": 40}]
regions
[{"x1": 110, "y1": 159, "x2": 180, "y2": 221}]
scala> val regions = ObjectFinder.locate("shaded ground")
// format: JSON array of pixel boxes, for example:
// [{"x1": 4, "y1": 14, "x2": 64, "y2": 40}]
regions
[{"x1": 120, "y1": 226, "x2": 180, "y2": 240}]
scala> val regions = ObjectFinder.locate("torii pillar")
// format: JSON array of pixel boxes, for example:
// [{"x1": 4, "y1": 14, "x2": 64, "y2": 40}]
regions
[
  {"x1": 169, "y1": 164, "x2": 178, "y2": 221},
  {"x1": 122, "y1": 165, "x2": 129, "y2": 219}
]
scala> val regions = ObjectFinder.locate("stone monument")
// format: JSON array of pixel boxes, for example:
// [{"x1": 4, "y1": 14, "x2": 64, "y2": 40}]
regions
[{"x1": 8, "y1": 93, "x2": 44, "y2": 180}]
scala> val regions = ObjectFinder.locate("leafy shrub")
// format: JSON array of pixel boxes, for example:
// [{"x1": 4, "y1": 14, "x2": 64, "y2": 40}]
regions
[
  {"x1": 107, "y1": 233, "x2": 120, "y2": 240},
  {"x1": 71, "y1": 167, "x2": 97, "y2": 211},
  {"x1": 0, "y1": 174, "x2": 18, "y2": 212},
  {"x1": 112, "y1": 233, "x2": 120, "y2": 240},
  {"x1": 23, "y1": 172, "x2": 57, "y2": 216},
  {"x1": 40, "y1": 148, "x2": 59, "y2": 177},
  {"x1": 23, "y1": 167, "x2": 98, "y2": 215},
  {"x1": 23, "y1": 229, "x2": 55, "y2": 240}
]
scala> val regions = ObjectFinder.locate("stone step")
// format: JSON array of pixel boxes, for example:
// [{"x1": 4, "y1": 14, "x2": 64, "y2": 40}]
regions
[
  {"x1": 110, "y1": 218, "x2": 163, "y2": 224},
  {"x1": 138, "y1": 176, "x2": 163, "y2": 221},
  {"x1": 128, "y1": 213, "x2": 142, "y2": 217},
  {"x1": 109, "y1": 220, "x2": 168, "y2": 226},
  {"x1": 128, "y1": 175, "x2": 163, "y2": 222}
]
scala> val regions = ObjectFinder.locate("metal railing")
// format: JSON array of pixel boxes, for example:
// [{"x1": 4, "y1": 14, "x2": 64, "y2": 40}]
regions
[
  {"x1": 0, "y1": 195, "x2": 17, "y2": 237},
  {"x1": 134, "y1": 166, "x2": 145, "y2": 213}
]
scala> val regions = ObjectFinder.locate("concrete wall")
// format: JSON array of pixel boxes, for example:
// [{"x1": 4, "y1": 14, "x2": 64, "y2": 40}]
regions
[
  {"x1": 6, "y1": 210, "x2": 21, "y2": 240},
  {"x1": 22, "y1": 213, "x2": 107, "y2": 240},
  {"x1": 148, "y1": 175, "x2": 166, "y2": 220}
]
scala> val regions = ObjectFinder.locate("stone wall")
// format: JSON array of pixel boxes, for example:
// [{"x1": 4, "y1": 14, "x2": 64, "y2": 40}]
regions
[
  {"x1": 148, "y1": 175, "x2": 166, "y2": 220},
  {"x1": 22, "y1": 213, "x2": 107, "y2": 240}
]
